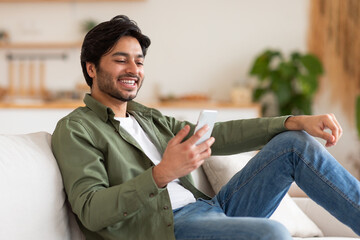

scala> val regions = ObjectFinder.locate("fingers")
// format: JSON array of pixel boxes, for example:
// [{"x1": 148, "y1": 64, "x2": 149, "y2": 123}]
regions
[
  {"x1": 329, "y1": 113, "x2": 343, "y2": 138},
  {"x1": 174, "y1": 125, "x2": 215, "y2": 162},
  {"x1": 171, "y1": 124, "x2": 213, "y2": 147},
  {"x1": 187, "y1": 124, "x2": 210, "y2": 146},
  {"x1": 301, "y1": 114, "x2": 343, "y2": 147},
  {"x1": 323, "y1": 114, "x2": 342, "y2": 146},
  {"x1": 161, "y1": 125, "x2": 215, "y2": 181},
  {"x1": 313, "y1": 113, "x2": 342, "y2": 147},
  {"x1": 188, "y1": 137, "x2": 215, "y2": 167},
  {"x1": 320, "y1": 130, "x2": 335, "y2": 147},
  {"x1": 169, "y1": 125, "x2": 191, "y2": 145},
  {"x1": 196, "y1": 137, "x2": 215, "y2": 154},
  {"x1": 197, "y1": 141, "x2": 213, "y2": 159}
]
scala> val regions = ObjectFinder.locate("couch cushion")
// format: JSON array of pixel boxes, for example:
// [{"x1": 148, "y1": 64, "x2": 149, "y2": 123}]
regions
[
  {"x1": 293, "y1": 238, "x2": 360, "y2": 240},
  {"x1": 203, "y1": 153, "x2": 324, "y2": 238},
  {"x1": 0, "y1": 132, "x2": 82, "y2": 240},
  {"x1": 294, "y1": 197, "x2": 360, "y2": 238}
]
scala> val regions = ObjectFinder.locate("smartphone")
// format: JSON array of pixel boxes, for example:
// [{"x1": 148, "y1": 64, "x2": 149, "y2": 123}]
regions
[{"x1": 194, "y1": 110, "x2": 218, "y2": 145}]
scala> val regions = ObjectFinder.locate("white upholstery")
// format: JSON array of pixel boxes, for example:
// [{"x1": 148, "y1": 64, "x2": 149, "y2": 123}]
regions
[
  {"x1": 0, "y1": 132, "x2": 358, "y2": 239},
  {"x1": 0, "y1": 132, "x2": 84, "y2": 240},
  {"x1": 294, "y1": 198, "x2": 359, "y2": 238}
]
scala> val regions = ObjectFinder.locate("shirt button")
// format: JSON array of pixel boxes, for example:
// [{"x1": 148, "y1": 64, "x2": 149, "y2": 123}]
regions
[
  {"x1": 123, "y1": 212, "x2": 128, "y2": 217},
  {"x1": 167, "y1": 223, "x2": 172, "y2": 227},
  {"x1": 163, "y1": 206, "x2": 169, "y2": 210},
  {"x1": 149, "y1": 193, "x2": 155, "y2": 198}
]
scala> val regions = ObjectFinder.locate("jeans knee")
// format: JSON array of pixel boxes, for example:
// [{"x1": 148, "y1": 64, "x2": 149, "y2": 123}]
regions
[
  {"x1": 273, "y1": 131, "x2": 320, "y2": 151},
  {"x1": 276, "y1": 130, "x2": 309, "y2": 143}
]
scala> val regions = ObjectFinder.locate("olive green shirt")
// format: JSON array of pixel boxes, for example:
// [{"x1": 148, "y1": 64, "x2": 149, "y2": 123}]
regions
[{"x1": 51, "y1": 94, "x2": 289, "y2": 240}]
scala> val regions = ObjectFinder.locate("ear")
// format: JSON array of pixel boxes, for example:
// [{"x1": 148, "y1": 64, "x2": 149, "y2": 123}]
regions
[{"x1": 86, "y1": 62, "x2": 96, "y2": 78}]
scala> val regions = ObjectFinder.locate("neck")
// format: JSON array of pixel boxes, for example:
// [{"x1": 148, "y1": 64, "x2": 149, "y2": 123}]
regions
[{"x1": 91, "y1": 91, "x2": 128, "y2": 118}]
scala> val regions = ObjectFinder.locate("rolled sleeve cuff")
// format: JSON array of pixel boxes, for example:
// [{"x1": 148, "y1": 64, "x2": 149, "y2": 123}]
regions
[
  {"x1": 135, "y1": 167, "x2": 166, "y2": 204},
  {"x1": 269, "y1": 115, "x2": 292, "y2": 133}
]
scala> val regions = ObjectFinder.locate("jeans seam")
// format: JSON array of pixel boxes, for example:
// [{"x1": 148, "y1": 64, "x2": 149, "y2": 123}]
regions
[{"x1": 294, "y1": 148, "x2": 360, "y2": 211}]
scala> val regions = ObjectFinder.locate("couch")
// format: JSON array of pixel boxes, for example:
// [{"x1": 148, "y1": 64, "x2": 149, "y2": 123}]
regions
[{"x1": 0, "y1": 131, "x2": 358, "y2": 240}]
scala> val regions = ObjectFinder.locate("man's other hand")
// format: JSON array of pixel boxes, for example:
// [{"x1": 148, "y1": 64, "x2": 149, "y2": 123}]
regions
[{"x1": 285, "y1": 114, "x2": 343, "y2": 147}]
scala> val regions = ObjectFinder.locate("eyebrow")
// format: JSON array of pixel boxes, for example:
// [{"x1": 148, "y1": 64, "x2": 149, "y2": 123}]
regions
[{"x1": 111, "y1": 52, "x2": 144, "y2": 58}]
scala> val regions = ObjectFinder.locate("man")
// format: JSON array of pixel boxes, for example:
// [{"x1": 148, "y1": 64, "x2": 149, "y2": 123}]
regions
[{"x1": 52, "y1": 15, "x2": 360, "y2": 240}]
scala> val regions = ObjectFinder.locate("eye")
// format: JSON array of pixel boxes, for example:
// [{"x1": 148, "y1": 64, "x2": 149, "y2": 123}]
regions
[
  {"x1": 114, "y1": 59, "x2": 126, "y2": 63},
  {"x1": 136, "y1": 61, "x2": 144, "y2": 66}
]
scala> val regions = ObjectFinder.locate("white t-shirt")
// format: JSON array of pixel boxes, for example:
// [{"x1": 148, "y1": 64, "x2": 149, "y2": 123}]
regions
[{"x1": 115, "y1": 114, "x2": 196, "y2": 209}]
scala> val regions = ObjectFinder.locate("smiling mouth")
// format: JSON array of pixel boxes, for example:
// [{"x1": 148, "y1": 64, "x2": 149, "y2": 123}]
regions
[{"x1": 120, "y1": 79, "x2": 136, "y2": 86}]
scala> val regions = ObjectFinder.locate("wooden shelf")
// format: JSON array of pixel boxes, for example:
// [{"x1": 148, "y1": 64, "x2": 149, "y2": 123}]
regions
[
  {"x1": 0, "y1": 0, "x2": 144, "y2": 2},
  {"x1": 0, "y1": 99, "x2": 260, "y2": 112},
  {"x1": 151, "y1": 101, "x2": 261, "y2": 109},
  {"x1": 0, "y1": 100, "x2": 84, "y2": 109},
  {"x1": 0, "y1": 42, "x2": 81, "y2": 49}
]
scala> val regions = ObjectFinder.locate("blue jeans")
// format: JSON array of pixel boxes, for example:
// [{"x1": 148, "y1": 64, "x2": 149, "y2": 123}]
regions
[{"x1": 173, "y1": 131, "x2": 360, "y2": 240}]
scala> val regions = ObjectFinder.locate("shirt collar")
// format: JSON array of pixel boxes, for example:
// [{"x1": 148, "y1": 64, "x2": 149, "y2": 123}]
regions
[
  {"x1": 83, "y1": 94, "x2": 114, "y2": 122},
  {"x1": 83, "y1": 94, "x2": 152, "y2": 122}
]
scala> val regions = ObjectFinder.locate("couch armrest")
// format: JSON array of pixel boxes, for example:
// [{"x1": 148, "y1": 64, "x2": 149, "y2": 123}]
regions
[{"x1": 293, "y1": 197, "x2": 359, "y2": 238}]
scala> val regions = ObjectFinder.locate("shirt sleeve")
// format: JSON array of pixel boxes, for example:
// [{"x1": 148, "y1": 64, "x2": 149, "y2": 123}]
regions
[
  {"x1": 51, "y1": 118, "x2": 164, "y2": 232},
  {"x1": 161, "y1": 112, "x2": 290, "y2": 155},
  {"x1": 210, "y1": 116, "x2": 290, "y2": 155}
]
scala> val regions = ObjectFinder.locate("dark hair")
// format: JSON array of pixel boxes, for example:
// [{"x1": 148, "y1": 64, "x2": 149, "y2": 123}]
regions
[{"x1": 80, "y1": 15, "x2": 151, "y2": 87}]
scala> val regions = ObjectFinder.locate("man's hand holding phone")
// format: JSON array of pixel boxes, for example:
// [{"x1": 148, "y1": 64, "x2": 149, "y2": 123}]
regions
[
  {"x1": 194, "y1": 110, "x2": 218, "y2": 145},
  {"x1": 152, "y1": 110, "x2": 217, "y2": 188}
]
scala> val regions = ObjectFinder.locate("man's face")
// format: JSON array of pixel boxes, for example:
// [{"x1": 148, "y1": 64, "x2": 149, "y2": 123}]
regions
[{"x1": 92, "y1": 36, "x2": 145, "y2": 102}]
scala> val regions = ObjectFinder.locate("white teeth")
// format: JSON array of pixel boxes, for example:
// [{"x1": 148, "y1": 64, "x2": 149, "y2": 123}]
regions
[{"x1": 121, "y1": 80, "x2": 135, "y2": 85}]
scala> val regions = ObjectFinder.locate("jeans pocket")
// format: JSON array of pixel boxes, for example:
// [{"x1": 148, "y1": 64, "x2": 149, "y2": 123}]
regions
[{"x1": 197, "y1": 197, "x2": 218, "y2": 207}]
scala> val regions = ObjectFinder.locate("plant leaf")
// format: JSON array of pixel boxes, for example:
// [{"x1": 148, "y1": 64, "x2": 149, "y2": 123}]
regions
[
  {"x1": 253, "y1": 88, "x2": 268, "y2": 101},
  {"x1": 300, "y1": 54, "x2": 324, "y2": 75},
  {"x1": 274, "y1": 82, "x2": 292, "y2": 106},
  {"x1": 249, "y1": 53, "x2": 270, "y2": 80},
  {"x1": 298, "y1": 74, "x2": 318, "y2": 95},
  {"x1": 290, "y1": 52, "x2": 301, "y2": 61},
  {"x1": 249, "y1": 50, "x2": 282, "y2": 80},
  {"x1": 279, "y1": 62, "x2": 297, "y2": 80},
  {"x1": 293, "y1": 94, "x2": 312, "y2": 115}
]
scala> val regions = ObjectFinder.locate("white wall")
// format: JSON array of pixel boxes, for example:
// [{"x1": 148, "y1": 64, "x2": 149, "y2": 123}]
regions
[
  {"x1": 0, "y1": 0, "x2": 309, "y2": 102},
  {"x1": 1, "y1": 0, "x2": 359, "y2": 177}
]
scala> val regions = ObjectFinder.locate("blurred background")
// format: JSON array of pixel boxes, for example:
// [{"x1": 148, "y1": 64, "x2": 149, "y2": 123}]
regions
[{"x1": 0, "y1": 0, "x2": 359, "y2": 178}]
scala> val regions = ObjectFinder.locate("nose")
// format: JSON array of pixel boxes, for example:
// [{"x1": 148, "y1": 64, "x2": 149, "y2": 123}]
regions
[{"x1": 126, "y1": 60, "x2": 139, "y2": 75}]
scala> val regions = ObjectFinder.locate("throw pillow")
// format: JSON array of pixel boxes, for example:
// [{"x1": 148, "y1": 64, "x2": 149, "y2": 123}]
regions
[
  {"x1": 202, "y1": 153, "x2": 324, "y2": 237},
  {"x1": 270, "y1": 193, "x2": 324, "y2": 237}
]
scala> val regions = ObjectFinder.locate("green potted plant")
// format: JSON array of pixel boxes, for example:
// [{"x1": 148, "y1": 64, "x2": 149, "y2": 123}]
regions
[{"x1": 249, "y1": 49, "x2": 323, "y2": 116}]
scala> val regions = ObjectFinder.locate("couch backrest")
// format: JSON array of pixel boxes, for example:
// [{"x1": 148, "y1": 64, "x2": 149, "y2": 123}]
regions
[
  {"x1": 0, "y1": 132, "x2": 84, "y2": 240},
  {"x1": 0, "y1": 131, "x2": 217, "y2": 240},
  {"x1": 0, "y1": 132, "x2": 214, "y2": 240}
]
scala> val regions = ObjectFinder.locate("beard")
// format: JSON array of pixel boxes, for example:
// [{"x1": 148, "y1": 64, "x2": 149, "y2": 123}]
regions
[{"x1": 96, "y1": 68, "x2": 143, "y2": 102}]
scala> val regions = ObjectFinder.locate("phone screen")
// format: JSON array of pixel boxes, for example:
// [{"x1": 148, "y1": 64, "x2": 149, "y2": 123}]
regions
[{"x1": 194, "y1": 110, "x2": 218, "y2": 145}]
